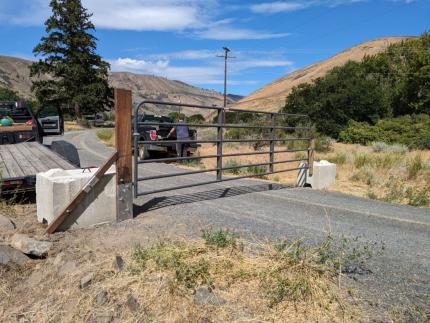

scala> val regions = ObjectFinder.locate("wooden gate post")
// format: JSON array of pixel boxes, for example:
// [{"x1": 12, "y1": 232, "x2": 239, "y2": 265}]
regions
[{"x1": 115, "y1": 88, "x2": 133, "y2": 221}]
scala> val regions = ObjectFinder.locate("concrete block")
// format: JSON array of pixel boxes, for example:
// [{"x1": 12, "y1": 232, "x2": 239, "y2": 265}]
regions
[
  {"x1": 36, "y1": 167, "x2": 116, "y2": 231},
  {"x1": 306, "y1": 160, "x2": 336, "y2": 190}
]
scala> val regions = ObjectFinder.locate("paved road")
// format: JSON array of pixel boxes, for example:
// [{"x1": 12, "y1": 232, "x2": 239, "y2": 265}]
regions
[{"x1": 49, "y1": 130, "x2": 430, "y2": 317}]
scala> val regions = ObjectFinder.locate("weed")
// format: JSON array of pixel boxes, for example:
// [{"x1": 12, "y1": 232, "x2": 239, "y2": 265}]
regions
[
  {"x1": 374, "y1": 153, "x2": 402, "y2": 169},
  {"x1": 406, "y1": 187, "x2": 430, "y2": 207},
  {"x1": 131, "y1": 242, "x2": 211, "y2": 290},
  {"x1": 223, "y1": 159, "x2": 241, "y2": 175},
  {"x1": 350, "y1": 167, "x2": 376, "y2": 186},
  {"x1": 246, "y1": 165, "x2": 268, "y2": 177},
  {"x1": 314, "y1": 136, "x2": 333, "y2": 153},
  {"x1": 272, "y1": 175, "x2": 280, "y2": 182},
  {"x1": 175, "y1": 259, "x2": 213, "y2": 289},
  {"x1": 367, "y1": 191, "x2": 378, "y2": 200},
  {"x1": 372, "y1": 142, "x2": 408, "y2": 154},
  {"x1": 96, "y1": 129, "x2": 114, "y2": 146},
  {"x1": 327, "y1": 152, "x2": 347, "y2": 165},
  {"x1": 181, "y1": 158, "x2": 205, "y2": 169},
  {"x1": 202, "y1": 228, "x2": 238, "y2": 249},
  {"x1": 353, "y1": 153, "x2": 374, "y2": 169},
  {"x1": 382, "y1": 177, "x2": 405, "y2": 203},
  {"x1": 407, "y1": 154, "x2": 426, "y2": 180}
]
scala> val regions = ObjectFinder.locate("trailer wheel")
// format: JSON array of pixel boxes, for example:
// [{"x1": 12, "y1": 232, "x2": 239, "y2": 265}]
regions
[
  {"x1": 138, "y1": 145, "x2": 150, "y2": 160},
  {"x1": 51, "y1": 140, "x2": 81, "y2": 167}
]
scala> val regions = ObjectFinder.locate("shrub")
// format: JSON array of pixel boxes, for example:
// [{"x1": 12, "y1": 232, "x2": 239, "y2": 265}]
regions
[
  {"x1": 223, "y1": 159, "x2": 241, "y2": 175},
  {"x1": 340, "y1": 115, "x2": 430, "y2": 149},
  {"x1": 314, "y1": 136, "x2": 333, "y2": 153},
  {"x1": 372, "y1": 141, "x2": 388, "y2": 153},
  {"x1": 353, "y1": 153, "x2": 374, "y2": 169},
  {"x1": 407, "y1": 155, "x2": 426, "y2": 180},
  {"x1": 372, "y1": 142, "x2": 408, "y2": 154},
  {"x1": 406, "y1": 187, "x2": 430, "y2": 207},
  {"x1": 339, "y1": 121, "x2": 379, "y2": 145},
  {"x1": 246, "y1": 165, "x2": 268, "y2": 176},
  {"x1": 327, "y1": 152, "x2": 347, "y2": 165}
]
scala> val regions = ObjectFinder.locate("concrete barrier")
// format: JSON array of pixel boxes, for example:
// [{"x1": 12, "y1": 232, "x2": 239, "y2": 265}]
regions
[
  {"x1": 305, "y1": 160, "x2": 336, "y2": 189},
  {"x1": 36, "y1": 167, "x2": 116, "y2": 231}
]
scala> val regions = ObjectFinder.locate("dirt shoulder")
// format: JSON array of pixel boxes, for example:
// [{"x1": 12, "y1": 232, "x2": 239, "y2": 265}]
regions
[{"x1": 0, "y1": 201, "x2": 385, "y2": 322}]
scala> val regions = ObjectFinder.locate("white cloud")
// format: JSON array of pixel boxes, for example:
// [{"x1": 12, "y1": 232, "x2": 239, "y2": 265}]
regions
[
  {"x1": 194, "y1": 27, "x2": 290, "y2": 40},
  {"x1": 84, "y1": 0, "x2": 209, "y2": 31},
  {"x1": 250, "y1": 2, "x2": 307, "y2": 14},
  {"x1": 110, "y1": 53, "x2": 294, "y2": 84}
]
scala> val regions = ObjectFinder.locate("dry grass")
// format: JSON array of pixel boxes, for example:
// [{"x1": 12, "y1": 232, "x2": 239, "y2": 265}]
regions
[
  {"x1": 0, "y1": 233, "x2": 362, "y2": 323},
  {"x1": 96, "y1": 128, "x2": 115, "y2": 147},
  {"x1": 192, "y1": 142, "x2": 430, "y2": 207},
  {"x1": 64, "y1": 121, "x2": 86, "y2": 132},
  {"x1": 318, "y1": 143, "x2": 430, "y2": 207}
]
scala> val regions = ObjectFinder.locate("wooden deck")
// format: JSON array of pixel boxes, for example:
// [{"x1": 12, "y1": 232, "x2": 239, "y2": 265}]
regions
[{"x1": 0, "y1": 142, "x2": 76, "y2": 180}]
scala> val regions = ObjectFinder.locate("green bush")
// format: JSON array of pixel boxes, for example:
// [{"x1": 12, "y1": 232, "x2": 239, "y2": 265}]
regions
[{"x1": 340, "y1": 114, "x2": 430, "y2": 149}]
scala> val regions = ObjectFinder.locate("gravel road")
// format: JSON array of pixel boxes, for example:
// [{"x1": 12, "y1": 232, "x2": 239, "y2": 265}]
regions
[{"x1": 47, "y1": 130, "x2": 430, "y2": 318}]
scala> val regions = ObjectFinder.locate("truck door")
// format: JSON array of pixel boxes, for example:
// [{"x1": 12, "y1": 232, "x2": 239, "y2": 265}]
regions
[{"x1": 36, "y1": 105, "x2": 64, "y2": 136}]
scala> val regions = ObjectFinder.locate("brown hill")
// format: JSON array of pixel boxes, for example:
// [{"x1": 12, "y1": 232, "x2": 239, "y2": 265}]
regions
[
  {"x1": 0, "y1": 55, "x2": 234, "y2": 116},
  {"x1": 232, "y1": 37, "x2": 412, "y2": 113}
]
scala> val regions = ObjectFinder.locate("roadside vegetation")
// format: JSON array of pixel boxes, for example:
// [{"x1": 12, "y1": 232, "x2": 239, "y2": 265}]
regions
[
  {"x1": 96, "y1": 128, "x2": 115, "y2": 147},
  {"x1": 318, "y1": 142, "x2": 430, "y2": 207},
  {"x1": 1, "y1": 226, "x2": 375, "y2": 322}
]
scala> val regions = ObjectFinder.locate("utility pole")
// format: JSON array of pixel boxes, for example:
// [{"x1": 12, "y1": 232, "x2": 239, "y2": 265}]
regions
[{"x1": 217, "y1": 47, "x2": 235, "y2": 108}]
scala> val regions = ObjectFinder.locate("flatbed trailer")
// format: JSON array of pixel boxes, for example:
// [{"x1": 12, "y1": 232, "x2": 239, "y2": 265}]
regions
[{"x1": 0, "y1": 142, "x2": 77, "y2": 193}]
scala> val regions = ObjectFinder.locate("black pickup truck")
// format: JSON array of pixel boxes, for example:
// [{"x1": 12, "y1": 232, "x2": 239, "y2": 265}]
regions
[{"x1": 135, "y1": 114, "x2": 198, "y2": 160}]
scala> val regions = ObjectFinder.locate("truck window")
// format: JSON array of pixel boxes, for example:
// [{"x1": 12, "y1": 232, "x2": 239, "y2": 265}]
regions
[{"x1": 0, "y1": 102, "x2": 32, "y2": 123}]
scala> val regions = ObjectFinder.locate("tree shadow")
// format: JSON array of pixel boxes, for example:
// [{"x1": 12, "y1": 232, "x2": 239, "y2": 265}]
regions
[{"x1": 133, "y1": 183, "x2": 292, "y2": 217}]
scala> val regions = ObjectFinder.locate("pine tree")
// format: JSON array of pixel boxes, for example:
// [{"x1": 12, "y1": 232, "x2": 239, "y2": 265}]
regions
[{"x1": 30, "y1": 0, "x2": 112, "y2": 119}]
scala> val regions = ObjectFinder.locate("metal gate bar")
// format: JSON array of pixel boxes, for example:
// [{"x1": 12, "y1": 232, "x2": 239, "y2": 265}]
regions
[{"x1": 133, "y1": 100, "x2": 313, "y2": 197}]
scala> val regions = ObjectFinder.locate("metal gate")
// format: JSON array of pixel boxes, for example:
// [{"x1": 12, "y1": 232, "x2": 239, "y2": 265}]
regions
[{"x1": 133, "y1": 100, "x2": 313, "y2": 198}]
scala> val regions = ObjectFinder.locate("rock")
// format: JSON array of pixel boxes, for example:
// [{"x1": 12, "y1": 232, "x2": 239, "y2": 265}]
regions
[
  {"x1": 126, "y1": 294, "x2": 139, "y2": 312},
  {"x1": 0, "y1": 214, "x2": 15, "y2": 231},
  {"x1": 80, "y1": 272, "x2": 95, "y2": 289},
  {"x1": 193, "y1": 287, "x2": 226, "y2": 306},
  {"x1": 89, "y1": 313, "x2": 113, "y2": 323},
  {"x1": 0, "y1": 245, "x2": 31, "y2": 265},
  {"x1": 58, "y1": 260, "x2": 77, "y2": 276},
  {"x1": 10, "y1": 234, "x2": 52, "y2": 257},
  {"x1": 96, "y1": 289, "x2": 108, "y2": 305},
  {"x1": 112, "y1": 255, "x2": 124, "y2": 272}
]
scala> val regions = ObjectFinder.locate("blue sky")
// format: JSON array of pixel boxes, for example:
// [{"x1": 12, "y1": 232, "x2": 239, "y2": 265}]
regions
[{"x1": 0, "y1": 1, "x2": 429, "y2": 95}]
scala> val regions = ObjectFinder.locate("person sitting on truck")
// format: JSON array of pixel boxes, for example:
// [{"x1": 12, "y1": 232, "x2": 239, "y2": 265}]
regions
[{"x1": 167, "y1": 114, "x2": 189, "y2": 158}]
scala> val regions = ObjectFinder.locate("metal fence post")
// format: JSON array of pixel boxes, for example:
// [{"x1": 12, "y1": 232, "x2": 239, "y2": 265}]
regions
[
  {"x1": 133, "y1": 105, "x2": 139, "y2": 198},
  {"x1": 216, "y1": 108, "x2": 223, "y2": 181},
  {"x1": 269, "y1": 113, "x2": 275, "y2": 173},
  {"x1": 308, "y1": 138, "x2": 315, "y2": 177}
]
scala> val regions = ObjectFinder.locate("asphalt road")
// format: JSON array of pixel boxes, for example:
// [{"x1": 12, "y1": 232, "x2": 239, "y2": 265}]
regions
[{"x1": 48, "y1": 130, "x2": 430, "y2": 317}]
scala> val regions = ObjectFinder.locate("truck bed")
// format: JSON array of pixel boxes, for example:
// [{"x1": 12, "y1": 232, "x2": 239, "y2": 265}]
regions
[{"x1": 0, "y1": 142, "x2": 76, "y2": 181}]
